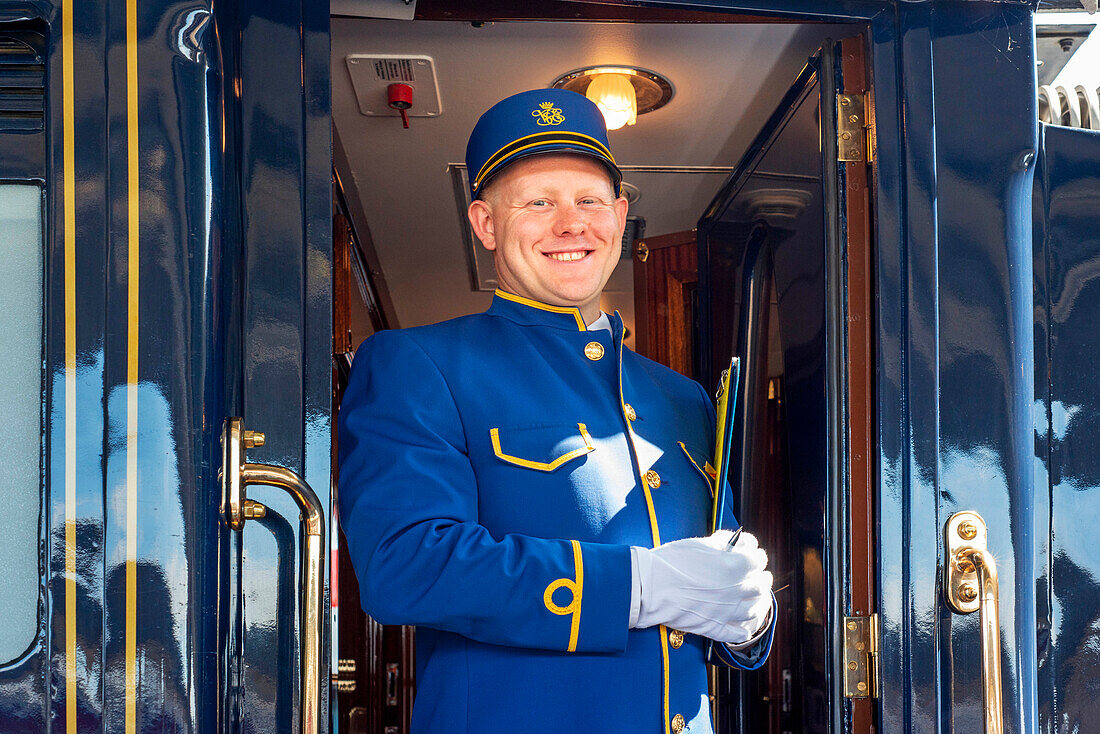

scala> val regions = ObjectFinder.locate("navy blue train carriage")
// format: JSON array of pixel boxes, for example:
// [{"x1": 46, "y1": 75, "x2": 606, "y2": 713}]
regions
[{"x1": 0, "y1": 0, "x2": 1098, "y2": 731}]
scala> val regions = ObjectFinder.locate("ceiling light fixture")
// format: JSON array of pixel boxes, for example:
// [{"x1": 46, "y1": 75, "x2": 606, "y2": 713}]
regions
[
  {"x1": 587, "y1": 73, "x2": 636, "y2": 129},
  {"x1": 551, "y1": 66, "x2": 674, "y2": 131}
]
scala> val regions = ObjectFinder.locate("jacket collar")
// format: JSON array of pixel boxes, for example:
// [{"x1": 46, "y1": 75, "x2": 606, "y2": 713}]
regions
[{"x1": 488, "y1": 289, "x2": 591, "y2": 332}]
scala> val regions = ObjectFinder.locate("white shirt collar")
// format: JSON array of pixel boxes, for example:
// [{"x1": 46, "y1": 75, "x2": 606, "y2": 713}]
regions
[{"x1": 586, "y1": 312, "x2": 612, "y2": 333}]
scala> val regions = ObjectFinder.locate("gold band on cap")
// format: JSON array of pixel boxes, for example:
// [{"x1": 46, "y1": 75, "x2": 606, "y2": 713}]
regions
[{"x1": 472, "y1": 130, "x2": 617, "y2": 191}]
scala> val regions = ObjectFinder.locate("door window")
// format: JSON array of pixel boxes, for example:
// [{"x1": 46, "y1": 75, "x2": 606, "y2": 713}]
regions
[{"x1": 0, "y1": 183, "x2": 43, "y2": 663}]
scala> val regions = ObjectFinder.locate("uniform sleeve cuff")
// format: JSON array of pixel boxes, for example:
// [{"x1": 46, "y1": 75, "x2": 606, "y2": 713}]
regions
[
  {"x1": 629, "y1": 547, "x2": 642, "y2": 628},
  {"x1": 571, "y1": 542, "x2": 633, "y2": 653},
  {"x1": 724, "y1": 598, "x2": 775, "y2": 650}
]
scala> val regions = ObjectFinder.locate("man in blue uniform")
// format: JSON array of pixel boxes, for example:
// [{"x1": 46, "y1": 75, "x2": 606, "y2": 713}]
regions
[{"x1": 339, "y1": 88, "x2": 775, "y2": 734}]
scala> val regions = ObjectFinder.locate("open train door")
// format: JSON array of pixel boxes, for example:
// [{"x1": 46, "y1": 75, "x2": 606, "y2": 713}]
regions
[
  {"x1": 215, "y1": 2, "x2": 333, "y2": 733},
  {"x1": 639, "y1": 35, "x2": 878, "y2": 733}
]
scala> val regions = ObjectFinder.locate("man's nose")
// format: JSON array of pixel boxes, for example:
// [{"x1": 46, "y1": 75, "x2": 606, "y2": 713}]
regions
[{"x1": 552, "y1": 204, "x2": 587, "y2": 236}]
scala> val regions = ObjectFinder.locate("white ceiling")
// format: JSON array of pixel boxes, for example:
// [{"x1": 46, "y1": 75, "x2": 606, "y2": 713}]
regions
[{"x1": 332, "y1": 17, "x2": 854, "y2": 333}]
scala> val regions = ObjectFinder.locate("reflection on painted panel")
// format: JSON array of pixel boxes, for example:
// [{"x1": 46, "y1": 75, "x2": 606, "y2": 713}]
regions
[
  {"x1": 0, "y1": 184, "x2": 43, "y2": 663},
  {"x1": 1038, "y1": 124, "x2": 1100, "y2": 731}
]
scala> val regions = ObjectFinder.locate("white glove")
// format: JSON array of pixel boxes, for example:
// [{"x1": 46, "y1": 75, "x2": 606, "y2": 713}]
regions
[{"x1": 630, "y1": 530, "x2": 773, "y2": 645}]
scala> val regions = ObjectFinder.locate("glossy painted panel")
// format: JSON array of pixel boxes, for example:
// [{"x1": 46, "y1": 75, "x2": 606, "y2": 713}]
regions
[
  {"x1": 232, "y1": 0, "x2": 332, "y2": 731},
  {"x1": 0, "y1": 0, "x2": 312, "y2": 732},
  {"x1": 1034, "y1": 123, "x2": 1100, "y2": 733},
  {"x1": 869, "y1": 4, "x2": 1039, "y2": 733},
  {"x1": 870, "y1": 4, "x2": 941, "y2": 731},
  {"x1": 3, "y1": 0, "x2": 333, "y2": 730},
  {"x1": 930, "y1": 7, "x2": 1037, "y2": 734},
  {"x1": 38, "y1": 1, "x2": 112, "y2": 732},
  {"x1": 98, "y1": 1, "x2": 225, "y2": 732}
]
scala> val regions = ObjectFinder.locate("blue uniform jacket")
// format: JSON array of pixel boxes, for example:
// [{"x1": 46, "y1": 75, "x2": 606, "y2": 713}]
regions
[{"x1": 338, "y1": 291, "x2": 774, "y2": 734}]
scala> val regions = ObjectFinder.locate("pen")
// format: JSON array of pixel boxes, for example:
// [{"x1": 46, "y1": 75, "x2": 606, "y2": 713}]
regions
[{"x1": 728, "y1": 529, "x2": 788, "y2": 596}]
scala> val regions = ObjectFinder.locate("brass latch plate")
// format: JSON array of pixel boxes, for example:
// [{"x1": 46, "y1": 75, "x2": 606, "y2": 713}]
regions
[
  {"x1": 843, "y1": 613, "x2": 879, "y2": 698},
  {"x1": 944, "y1": 511, "x2": 987, "y2": 614},
  {"x1": 837, "y1": 93, "x2": 867, "y2": 163}
]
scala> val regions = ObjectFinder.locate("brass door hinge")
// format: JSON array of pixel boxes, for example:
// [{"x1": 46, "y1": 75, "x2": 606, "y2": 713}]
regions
[
  {"x1": 837, "y1": 92, "x2": 875, "y2": 164},
  {"x1": 333, "y1": 658, "x2": 359, "y2": 692},
  {"x1": 843, "y1": 613, "x2": 879, "y2": 698}
]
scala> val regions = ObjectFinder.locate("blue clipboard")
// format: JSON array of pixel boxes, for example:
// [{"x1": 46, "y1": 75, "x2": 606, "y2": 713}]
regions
[
  {"x1": 706, "y1": 356, "x2": 751, "y2": 666},
  {"x1": 709, "y1": 356, "x2": 740, "y2": 533}
]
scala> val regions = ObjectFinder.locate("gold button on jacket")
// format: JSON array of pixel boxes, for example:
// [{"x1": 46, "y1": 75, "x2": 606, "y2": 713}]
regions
[
  {"x1": 645, "y1": 469, "x2": 661, "y2": 488},
  {"x1": 623, "y1": 403, "x2": 637, "y2": 421},
  {"x1": 671, "y1": 713, "x2": 686, "y2": 733},
  {"x1": 669, "y1": 629, "x2": 684, "y2": 648},
  {"x1": 584, "y1": 341, "x2": 605, "y2": 360}
]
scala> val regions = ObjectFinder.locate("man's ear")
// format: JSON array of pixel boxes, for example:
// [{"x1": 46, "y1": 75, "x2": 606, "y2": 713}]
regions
[
  {"x1": 614, "y1": 195, "x2": 629, "y2": 238},
  {"x1": 467, "y1": 199, "x2": 496, "y2": 251}
]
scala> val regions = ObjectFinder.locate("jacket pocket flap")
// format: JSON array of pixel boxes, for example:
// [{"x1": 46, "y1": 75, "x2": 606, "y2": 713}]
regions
[
  {"x1": 679, "y1": 442, "x2": 717, "y2": 495},
  {"x1": 490, "y1": 423, "x2": 595, "y2": 472}
]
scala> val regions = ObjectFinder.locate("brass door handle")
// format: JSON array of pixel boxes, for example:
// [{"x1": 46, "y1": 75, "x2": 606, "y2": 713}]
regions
[
  {"x1": 943, "y1": 511, "x2": 1003, "y2": 734},
  {"x1": 221, "y1": 417, "x2": 325, "y2": 734}
]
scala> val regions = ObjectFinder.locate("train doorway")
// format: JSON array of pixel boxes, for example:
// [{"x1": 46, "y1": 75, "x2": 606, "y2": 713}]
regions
[{"x1": 328, "y1": 7, "x2": 877, "y2": 734}]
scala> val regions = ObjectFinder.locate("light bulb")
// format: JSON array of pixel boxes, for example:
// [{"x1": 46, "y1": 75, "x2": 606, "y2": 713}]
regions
[{"x1": 586, "y1": 73, "x2": 637, "y2": 131}]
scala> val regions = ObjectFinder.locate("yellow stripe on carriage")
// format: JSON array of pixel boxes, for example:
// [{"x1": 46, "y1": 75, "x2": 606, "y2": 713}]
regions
[
  {"x1": 62, "y1": 1, "x2": 77, "y2": 731},
  {"x1": 125, "y1": 0, "x2": 140, "y2": 731}
]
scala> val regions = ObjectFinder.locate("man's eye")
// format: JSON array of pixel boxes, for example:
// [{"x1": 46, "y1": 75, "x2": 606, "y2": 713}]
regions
[{"x1": 530, "y1": 199, "x2": 549, "y2": 207}]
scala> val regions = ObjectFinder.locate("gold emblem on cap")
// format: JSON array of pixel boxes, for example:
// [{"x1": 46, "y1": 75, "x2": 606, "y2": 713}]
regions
[{"x1": 532, "y1": 102, "x2": 565, "y2": 126}]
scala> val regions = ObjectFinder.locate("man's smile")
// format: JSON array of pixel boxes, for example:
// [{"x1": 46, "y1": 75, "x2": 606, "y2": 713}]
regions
[{"x1": 545, "y1": 250, "x2": 591, "y2": 262}]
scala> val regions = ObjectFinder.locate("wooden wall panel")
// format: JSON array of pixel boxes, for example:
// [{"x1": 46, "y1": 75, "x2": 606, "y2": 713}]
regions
[{"x1": 633, "y1": 229, "x2": 698, "y2": 376}]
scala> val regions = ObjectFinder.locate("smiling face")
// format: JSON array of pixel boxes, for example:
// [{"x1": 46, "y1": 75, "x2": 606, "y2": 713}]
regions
[{"x1": 467, "y1": 154, "x2": 628, "y2": 324}]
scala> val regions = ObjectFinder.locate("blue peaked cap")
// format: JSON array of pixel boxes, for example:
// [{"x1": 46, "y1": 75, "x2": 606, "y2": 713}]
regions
[{"x1": 465, "y1": 88, "x2": 622, "y2": 199}]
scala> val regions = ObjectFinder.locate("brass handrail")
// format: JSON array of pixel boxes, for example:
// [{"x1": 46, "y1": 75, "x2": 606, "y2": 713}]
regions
[
  {"x1": 222, "y1": 418, "x2": 325, "y2": 734},
  {"x1": 968, "y1": 547, "x2": 1003, "y2": 734},
  {"x1": 944, "y1": 511, "x2": 1003, "y2": 734}
]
